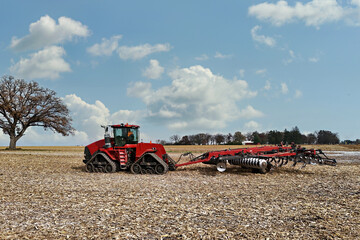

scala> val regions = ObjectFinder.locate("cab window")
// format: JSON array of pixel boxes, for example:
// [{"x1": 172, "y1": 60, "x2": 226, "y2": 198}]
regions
[{"x1": 113, "y1": 127, "x2": 139, "y2": 146}]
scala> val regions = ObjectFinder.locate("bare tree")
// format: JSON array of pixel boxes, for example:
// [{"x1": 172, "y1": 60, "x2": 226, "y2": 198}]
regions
[
  {"x1": 170, "y1": 134, "x2": 180, "y2": 144},
  {"x1": 233, "y1": 131, "x2": 246, "y2": 144},
  {"x1": 226, "y1": 133, "x2": 233, "y2": 144},
  {"x1": 179, "y1": 135, "x2": 191, "y2": 145},
  {"x1": 196, "y1": 133, "x2": 209, "y2": 145},
  {"x1": 306, "y1": 133, "x2": 317, "y2": 144},
  {"x1": 204, "y1": 133, "x2": 212, "y2": 145},
  {"x1": 210, "y1": 135, "x2": 216, "y2": 145},
  {"x1": 214, "y1": 134, "x2": 225, "y2": 145},
  {"x1": 316, "y1": 130, "x2": 339, "y2": 144},
  {"x1": 0, "y1": 76, "x2": 74, "y2": 149}
]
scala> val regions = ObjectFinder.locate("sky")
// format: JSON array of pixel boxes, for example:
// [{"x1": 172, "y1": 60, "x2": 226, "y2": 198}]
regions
[{"x1": 1, "y1": 0, "x2": 360, "y2": 146}]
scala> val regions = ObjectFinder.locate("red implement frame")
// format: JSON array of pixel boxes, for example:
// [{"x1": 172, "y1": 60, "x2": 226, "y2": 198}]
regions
[{"x1": 175, "y1": 145, "x2": 336, "y2": 170}]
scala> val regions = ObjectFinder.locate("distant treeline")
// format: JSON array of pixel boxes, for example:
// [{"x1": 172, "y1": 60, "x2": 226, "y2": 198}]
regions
[{"x1": 156, "y1": 126, "x2": 353, "y2": 145}]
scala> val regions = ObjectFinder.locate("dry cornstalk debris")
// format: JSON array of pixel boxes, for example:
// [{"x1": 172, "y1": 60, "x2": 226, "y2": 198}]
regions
[{"x1": 0, "y1": 146, "x2": 359, "y2": 239}]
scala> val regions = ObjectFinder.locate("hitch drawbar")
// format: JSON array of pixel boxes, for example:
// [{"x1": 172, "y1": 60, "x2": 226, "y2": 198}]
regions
[{"x1": 174, "y1": 145, "x2": 337, "y2": 174}]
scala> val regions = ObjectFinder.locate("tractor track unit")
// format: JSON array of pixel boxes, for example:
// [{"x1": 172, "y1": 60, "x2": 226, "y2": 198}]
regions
[{"x1": 83, "y1": 123, "x2": 337, "y2": 174}]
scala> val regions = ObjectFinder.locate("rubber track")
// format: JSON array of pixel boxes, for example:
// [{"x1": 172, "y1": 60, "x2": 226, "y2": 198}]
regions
[
  {"x1": 146, "y1": 153, "x2": 169, "y2": 174},
  {"x1": 87, "y1": 152, "x2": 116, "y2": 173}
]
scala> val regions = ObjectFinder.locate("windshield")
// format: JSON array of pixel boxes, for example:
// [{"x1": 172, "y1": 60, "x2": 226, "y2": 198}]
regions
[{"x1": 113, "y1": 127, "x2": 139, "y2": 146}]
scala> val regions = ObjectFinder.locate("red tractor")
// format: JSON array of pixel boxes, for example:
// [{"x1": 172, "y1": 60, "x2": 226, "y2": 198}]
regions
[{"x1": 83, "y1": 123, "x2": 176, "y2": 174}]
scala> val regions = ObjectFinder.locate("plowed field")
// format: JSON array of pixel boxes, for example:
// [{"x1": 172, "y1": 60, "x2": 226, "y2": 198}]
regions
[{"x1": 0, "y1": 146, "x2": 359, "y2": 239}]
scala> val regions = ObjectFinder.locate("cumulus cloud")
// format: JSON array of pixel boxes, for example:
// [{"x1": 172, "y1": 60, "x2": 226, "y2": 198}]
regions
[
  {"x1": 63, "y1": 94, "x2": 143, "y2": 144},
  {"x1": 255, "y1": 68, "x2": 267, "y2": 75},
  {"x1": 244, "y1": 120, "x2": 261, "y2": 130},
  {"x1": 309, "y1": 56, "x2": 320, "y2": 62},
  {"x1": 295, "y1": 90, "x2": 303, "y2": 98},
  {"x1": 239, "y1": 69, "x2": 245, "y2": 78},
  {"x1": 87, "y1": 35, "x2": 122, "y2": 56},
  {"x1": 87, "y1": 36, "x2": 171, "y2": 61},
  {"x1": 63, "y1": 94, "x2": 110, "y2": 141},
  {"x1": 251, "y1": 25, "x2": 276, "y2": 47},
  {"x1": 10, "y1": 15, "x2": 90, "y2": 52},
  {"x1": 111, "y1": 110, "x2": 145, "y2": 124},
  {"x1": 264, "y1": 80, "x2": 271, "y2": 90},
  {"x1": 9, "y1": 46, "x2": 71, "y2": 80},
  {"x1": 248, "y1": 0, "x2": 360, "y2": 28},
  {"x1": 239, "y1": 106, "x2": 264, "y2": 119},
  {"x1": 281, "y1": 82, "x2": 289, "y2": 94},
  {"x1": 127, "y1": 65, "x2": 259, "y2": 131},
  {"x1": 214, "y1": 52, "x2": 233, "y2": 59},
  {"x1": 284, "y1": 50, "x2": 296, "y2": 64},
  {"x1": 195, "y1": 54, "x2": 209, "y2": 61},
  {"x1": 19, "y1": 127, "x2": 89, "y2": 146},
  {"x1": 117, "y1": 43, "x2": 171, "y2": 60},
  {"x1": 142, "y1": 59, "x2": 164, "y2": 79},
  {"x1": 348, "y1": 0, "x2": 360, "y2": 26},
  {"x1": 127, "y1": 82, "x2": 152, "y2": 100},
  {"x1": 0, "y1": 131, "x2": 8, "y2": 146},
  {"x1": 353, "y1": 0, "x2": 360, "y2": 6}
]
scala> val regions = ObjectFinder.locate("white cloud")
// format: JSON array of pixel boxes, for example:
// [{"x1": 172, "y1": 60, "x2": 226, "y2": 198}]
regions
[
  {"x1": 87, "y1": 35, "x2": 122, "y2": 56},
  {"x1": 143, "y1": 59, "x2": 164, "y2": 79},
  {"x1": 63, "y1": 94, "x2": 110, "y2": 141},
  {"x1": 309, "y1": 56, "x2": 320, "y2": 62},
  {"x1": 352, "y1": 0, "x2": 360, "y2": 6},
  {"x1": 239, "y1": 69, "x2": 245, "y2": 78},
  {"x1": 244, "y1": 121, "x2": 261, "y2": 130},
  {"x1": 239, "y1": 106, "x2": 264, "y2": 119},
  {"x1": 110, "y1": 110, "x2": 144, "y2": 125},
  {"x1": 19, "y1": 127, "x2": 89, "y2": 146},
  {"x1": 214, "y1": 52, "x2": 232, "y2": 59},
  {"x1": 264, "y1": 80, "x2": 271, "y2": 90},
  {"x1": 128, "y1": 65, "x2": 258, "y2": 131},
  {"x1": 251, "y1": 25, "x2": 276, "y2": 47},
  {"x1": 255, "y1": 68, "x2": 267, "y2": 75},
  {"x1": 289, "y1": 50, "x2": 295, "y2": 58},
  {"x1": 248, "y1": 0, "x2": 360, "y2": 28},
  {"x1": 284, "y1": 49, "x2": 296, "y2": 64},
  {"x1": 117, "y1": 43, "x2": 171, "y2": 60},
  {"x1": 10, "y1": 15, "x2": 90, "y2": 52},
  {"x1": 127, "y1": 82, "x2": 152, "y2": 100},
  {"x1": 281, "y1": 82, "x2": 289, "y2": 94},
  {"x1": 0, "y1": 131, "x2": 8, "y2": 146},
  {"x1": 295, "y1": 90, "x2": 303, "y2": 98},
  {"x1": 195, "y1": 54, "x2": 209, "y2": 61},
  {"x1": 63, "y1": 94, "x2": 143, "y2": 144},
  {"x1": 9, "y1": 46, "x2": 71, "y2": 80}
]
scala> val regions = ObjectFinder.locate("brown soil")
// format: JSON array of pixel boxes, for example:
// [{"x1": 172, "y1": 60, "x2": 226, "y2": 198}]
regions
[{"x1": 0, "y1": 147, "x2": 359, "y2": 239}]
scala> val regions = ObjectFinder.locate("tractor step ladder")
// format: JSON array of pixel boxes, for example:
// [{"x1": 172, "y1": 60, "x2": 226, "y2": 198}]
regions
[{"x1": 117, "y1": 149, "x2": 128, "y2": 169}]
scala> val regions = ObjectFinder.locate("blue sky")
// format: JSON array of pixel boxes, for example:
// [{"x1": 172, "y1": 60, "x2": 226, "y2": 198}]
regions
[{"x1": 1, "y1": 0, "x2": 360, "y2": 146}]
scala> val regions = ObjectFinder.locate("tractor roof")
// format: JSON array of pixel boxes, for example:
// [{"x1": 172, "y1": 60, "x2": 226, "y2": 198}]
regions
[{"x1": 111, "y1": 123, "x2": 140, "y2": 128}]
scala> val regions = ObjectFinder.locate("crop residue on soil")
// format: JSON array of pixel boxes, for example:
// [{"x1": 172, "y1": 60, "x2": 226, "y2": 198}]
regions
[{"x1": 0, "y1": 147, "x2": 359, "y2": 239}]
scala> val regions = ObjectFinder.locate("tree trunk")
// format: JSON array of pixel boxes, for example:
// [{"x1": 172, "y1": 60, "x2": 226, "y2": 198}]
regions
[{"x1": 9, "y1": 136, "x2": 17, "y2": 150}]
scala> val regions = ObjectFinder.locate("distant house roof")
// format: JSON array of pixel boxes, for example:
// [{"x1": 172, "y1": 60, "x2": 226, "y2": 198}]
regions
[{"x1": 242, "y1": 140, "x2": 253, "y2": 145}]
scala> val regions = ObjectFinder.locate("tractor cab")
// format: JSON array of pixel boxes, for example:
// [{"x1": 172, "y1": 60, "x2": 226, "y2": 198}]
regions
[{"x1": 111, "y1": 124, "x2": 139, "y2": 147}]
